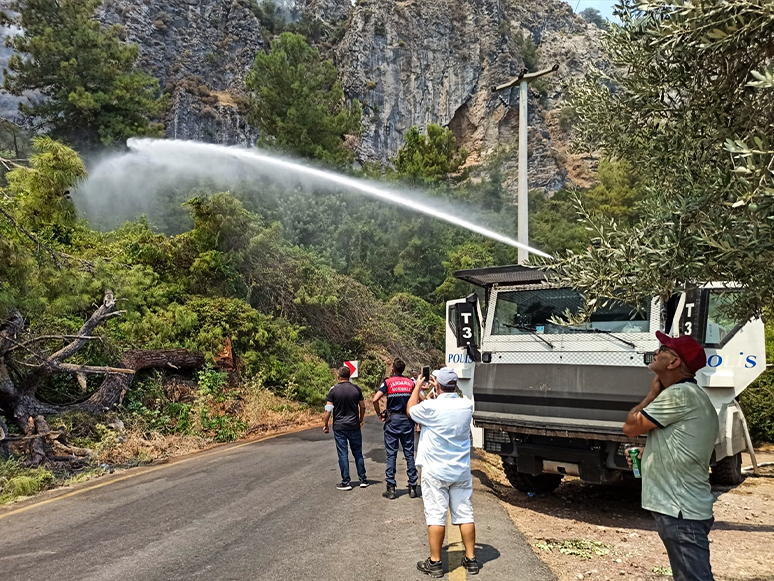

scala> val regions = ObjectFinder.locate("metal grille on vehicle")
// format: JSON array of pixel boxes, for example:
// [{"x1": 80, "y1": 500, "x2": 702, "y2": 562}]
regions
[{"x1": 484, "y1": 429, "x2": 510, "y2": 453}]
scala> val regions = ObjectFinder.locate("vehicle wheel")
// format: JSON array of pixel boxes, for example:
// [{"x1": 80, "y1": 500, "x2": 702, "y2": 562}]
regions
[
  {"x1": 710, "y1": 452, "x2": 744, "y2": 485},
  {"x1": 502, "y1": 458, "x2": 563, "y2": 493}
]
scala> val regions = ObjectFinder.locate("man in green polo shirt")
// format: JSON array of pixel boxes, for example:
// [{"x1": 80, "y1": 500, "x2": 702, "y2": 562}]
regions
[{"x1": 623, "y1": 331, "x2": 717, "y2": 581}]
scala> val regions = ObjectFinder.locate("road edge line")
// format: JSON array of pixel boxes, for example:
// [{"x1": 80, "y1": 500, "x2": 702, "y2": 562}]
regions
[
  {"x1": 0, "y1": 423, "x2": 314, "y2": 521},
  {"x1": 447, "y1": 512, "x2": 466, "y2": 581}
]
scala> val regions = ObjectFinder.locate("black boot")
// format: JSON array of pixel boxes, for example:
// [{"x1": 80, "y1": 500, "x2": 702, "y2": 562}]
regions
[
  {"x1": 383, "y1": 484, "x2": 396, "y2": 499},
  {"x1": 408, "y1": 484, "x2": 420, "y2": 498}
]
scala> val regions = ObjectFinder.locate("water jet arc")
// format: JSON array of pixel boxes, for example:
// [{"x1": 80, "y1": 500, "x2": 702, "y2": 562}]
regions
[{"x1": 115, "y1": 139, "x2": 552, "y2": 259}]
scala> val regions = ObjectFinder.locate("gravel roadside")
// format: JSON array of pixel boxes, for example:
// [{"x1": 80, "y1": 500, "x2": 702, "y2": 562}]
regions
[{"x1": 473, "y1": 445, "x2": 774, "y2": 581}]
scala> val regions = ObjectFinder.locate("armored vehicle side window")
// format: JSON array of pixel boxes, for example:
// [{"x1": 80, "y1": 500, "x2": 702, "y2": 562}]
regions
[
  {"x1": 491, "y1": 288, "x2": 649, "y2": 335},
  {"x1": 704, "y1": 291, "x2": 743, "y2": 346}
]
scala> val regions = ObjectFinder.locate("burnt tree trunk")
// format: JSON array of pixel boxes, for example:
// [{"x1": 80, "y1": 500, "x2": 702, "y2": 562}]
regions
[
  {"x1": 0, "y1": 293, "x2": 204, "y2": 464},
  {"x1": 67, "y1": 349, "x2": 205, "y2": 414},
  {"x1": 0, "y1": 414, "x2": 10, "y2": 458}
]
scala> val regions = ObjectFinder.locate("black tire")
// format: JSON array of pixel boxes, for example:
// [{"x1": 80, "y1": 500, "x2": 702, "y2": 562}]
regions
[
  {"x1": 502, "y1": 458, "x2": 563, "y2": 493},
  {"x1": 710, "y1": 452, "x2": 744, "y2": 485}
]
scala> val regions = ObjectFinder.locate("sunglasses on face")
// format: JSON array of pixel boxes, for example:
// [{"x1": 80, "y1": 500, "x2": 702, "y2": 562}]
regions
[{"x1": 655, "y1": 345, "x2": 679, "y2": 357}]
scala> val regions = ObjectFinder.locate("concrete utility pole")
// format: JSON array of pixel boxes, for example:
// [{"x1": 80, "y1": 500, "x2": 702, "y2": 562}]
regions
[{"x1": 493, "y1": 64, "x2": 559, "y2": 264}]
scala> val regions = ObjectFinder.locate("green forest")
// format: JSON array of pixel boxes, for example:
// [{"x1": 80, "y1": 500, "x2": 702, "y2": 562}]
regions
[{"x1": 0, "y1": 0, "x2": 773, "y2": 502}]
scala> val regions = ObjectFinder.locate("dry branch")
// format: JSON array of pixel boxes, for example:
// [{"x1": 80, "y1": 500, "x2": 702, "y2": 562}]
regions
[
  {"x1": 48, "y1": 291, "x2": 117, "y2": 362},
  {"x1": 64, "y1": 349, "x2": 205, "y2": 415},
  {"x1": 0, "y1": 293, "x2": 204, "y2": 465},
  {"x1": 8, "y1": 334, "x2": 102, "y2": 352},
  {"x1": 44, "y1": 363, "x2": 135, "y2": 375},
  {"x1": 0, "y1": 310, "x2": 24, "y2": 358}
]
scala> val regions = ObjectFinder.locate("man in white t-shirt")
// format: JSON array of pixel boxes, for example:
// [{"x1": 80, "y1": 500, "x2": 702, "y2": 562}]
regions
[{"x1": 407, "y1": 367, "x2": 478, "y2": 577}]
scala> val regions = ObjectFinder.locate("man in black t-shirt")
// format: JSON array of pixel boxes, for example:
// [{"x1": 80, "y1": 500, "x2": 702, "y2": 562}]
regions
[
  {"x1": 372, "y1": 359, "x2": 420, "y2": 499},
  {"x1": 323, "y1": 366, "x2": 368, "y2": 491}
]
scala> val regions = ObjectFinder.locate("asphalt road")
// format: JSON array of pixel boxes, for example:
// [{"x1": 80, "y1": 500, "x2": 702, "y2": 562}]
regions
[{"x1": 0, "y1": 418, "x2": 555, "y2": 581}]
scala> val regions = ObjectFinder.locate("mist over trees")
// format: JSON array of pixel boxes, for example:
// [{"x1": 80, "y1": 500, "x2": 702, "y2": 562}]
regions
[{"x1": 0, "y1": 137, "x2": 447, "y2": 475}]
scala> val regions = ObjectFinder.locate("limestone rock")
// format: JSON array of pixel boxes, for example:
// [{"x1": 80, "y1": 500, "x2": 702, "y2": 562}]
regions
[
  {"x1": 335, "y1": 0, "x2": 610, "y2": 195},
  {"x1": 99, "y1": 0, "x2": 264, "y2": 145}
]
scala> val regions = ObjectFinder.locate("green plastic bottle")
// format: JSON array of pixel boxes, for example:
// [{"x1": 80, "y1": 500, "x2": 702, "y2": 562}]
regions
[{"x1": 628, "y1": 448, "x2": 642, "y2": 478}]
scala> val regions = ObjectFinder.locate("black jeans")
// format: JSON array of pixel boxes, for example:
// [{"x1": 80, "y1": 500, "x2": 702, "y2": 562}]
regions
[{"x1": 652, "y1": 511, "x2": 714, "y2": 581}]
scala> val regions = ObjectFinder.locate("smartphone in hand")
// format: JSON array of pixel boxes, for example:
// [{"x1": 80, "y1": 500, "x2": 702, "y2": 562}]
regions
[{"x1": 422, "y1": 366, "x2": 430, "y2": 382}]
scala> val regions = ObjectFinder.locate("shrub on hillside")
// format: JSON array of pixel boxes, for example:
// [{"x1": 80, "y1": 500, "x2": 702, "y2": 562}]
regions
[{"x1": 739, "y1": 371, "x2": 774, "y2": 444}]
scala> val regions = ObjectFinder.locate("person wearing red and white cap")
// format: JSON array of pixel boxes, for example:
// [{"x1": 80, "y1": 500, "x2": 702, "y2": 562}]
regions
[{"x1": 623, "y1": 332, "x2": 716, "y2": 581}]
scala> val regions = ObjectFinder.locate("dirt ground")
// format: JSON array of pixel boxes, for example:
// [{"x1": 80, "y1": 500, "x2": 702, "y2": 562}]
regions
[{"x1": 473, "y1": 445, "x2": 774, "y2": 581}]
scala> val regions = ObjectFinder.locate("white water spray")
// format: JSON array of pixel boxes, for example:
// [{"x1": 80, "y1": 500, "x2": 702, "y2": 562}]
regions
[{"x1": 79, "y1": 139, "x2": 552, "y2": 259}]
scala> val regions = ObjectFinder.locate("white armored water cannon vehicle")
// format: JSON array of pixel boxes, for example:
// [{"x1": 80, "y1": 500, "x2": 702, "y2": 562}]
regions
[{"x1": 445, "y1": 265, "x2": 765, "y2": 492}]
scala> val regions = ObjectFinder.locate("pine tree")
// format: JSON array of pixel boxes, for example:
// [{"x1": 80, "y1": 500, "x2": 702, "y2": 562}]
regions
[
  {"x1": 2, "y1": 0, "x2": 164, "y2": 147},
  {"x1": 246, "y1": 32, "x2": 361, "y2": 163},
  {"x1": 393, "y1": 125, "x2": 467, "y2": 183}
]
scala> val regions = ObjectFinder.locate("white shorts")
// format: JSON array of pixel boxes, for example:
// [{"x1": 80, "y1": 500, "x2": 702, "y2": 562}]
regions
[{"x1": 421, "y1": 472, "x2": 474, "y2": 526}]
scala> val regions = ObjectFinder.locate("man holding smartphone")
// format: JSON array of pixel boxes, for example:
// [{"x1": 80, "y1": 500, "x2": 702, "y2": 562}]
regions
[
  {"x1": 408, "y1": 367, "x2": 478, "y2": 577},
  {"x1": 372, "y1": 358, "x2": 421, "y2": 499}
]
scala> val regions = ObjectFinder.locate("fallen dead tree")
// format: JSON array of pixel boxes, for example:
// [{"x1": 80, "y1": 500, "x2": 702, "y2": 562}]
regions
[{"x1": 0, "y1": 291, "x2": 204, "y2": 464}]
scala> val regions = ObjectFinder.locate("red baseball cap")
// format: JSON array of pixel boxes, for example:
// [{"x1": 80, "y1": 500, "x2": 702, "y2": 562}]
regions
[{"x1": 655, "y1": 331, "x2": 707, "y2": 374}]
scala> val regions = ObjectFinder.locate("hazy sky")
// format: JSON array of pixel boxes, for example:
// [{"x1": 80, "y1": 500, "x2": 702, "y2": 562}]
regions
[{"x1": 572, "y1": 0, "x2": 620, "y2": 22}]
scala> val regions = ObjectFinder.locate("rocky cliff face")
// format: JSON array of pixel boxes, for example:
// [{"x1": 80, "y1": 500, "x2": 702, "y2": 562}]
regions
[
  {"x1": 2, "y1": 0, "x2": 607, "y2": 194},
  {"x1": 99, "y1": 0, "x2": 266, "y2": 145},
  {"x1": 95, "y1": 0, "x2": 355, "y2": 146},
  {"x1": 335, "y1": 0, "x2": 608, "y2": 192}
]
